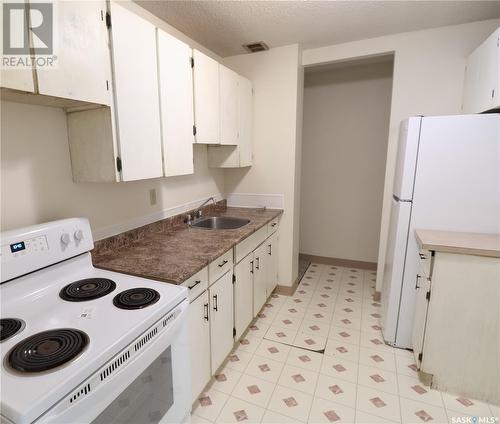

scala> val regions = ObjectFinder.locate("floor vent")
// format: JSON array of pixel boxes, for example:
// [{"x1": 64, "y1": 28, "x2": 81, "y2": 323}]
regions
[{"x1": 242, "y1": 42, "x2": 269, "y2": 53}]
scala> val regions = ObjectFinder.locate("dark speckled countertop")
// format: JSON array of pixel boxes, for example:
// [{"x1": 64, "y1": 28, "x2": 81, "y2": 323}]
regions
[{"x1": 92, "y1": 206, "x2": 283, "y2": 285}]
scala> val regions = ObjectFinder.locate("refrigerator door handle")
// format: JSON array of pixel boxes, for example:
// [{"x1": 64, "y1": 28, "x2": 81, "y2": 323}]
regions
[{"x1": 393, "y1": 194, "x2": 412, "y2": 203}]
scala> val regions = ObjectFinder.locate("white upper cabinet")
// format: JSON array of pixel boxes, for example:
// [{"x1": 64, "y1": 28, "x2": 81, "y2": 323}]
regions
[
  {"x1": 109, "y1": 1, "x2": 163, "y2": 181},
  {"x1": 207, "y1": 74, "x2": 253, "y2": 168},
  {"x1": 35, "y1": 1, "x2": 112, "y2": 105},
  {"x1": 463, "y1": 27, "x2": 500, "y2": 113},
  {"x1": 193, "y1": 49, "x2": 220, "y2": 144},
  {"x1": 219, "y1": 64, "x2": 239, "y2": 145},
  {"x1": 157, "y1": 29, "x2": 194, "y2": 177}
]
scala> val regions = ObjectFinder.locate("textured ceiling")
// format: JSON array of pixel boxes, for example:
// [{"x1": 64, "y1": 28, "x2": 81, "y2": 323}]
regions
[{"x1": 135, "y1": 1, "x2": 500, "y2": 57}]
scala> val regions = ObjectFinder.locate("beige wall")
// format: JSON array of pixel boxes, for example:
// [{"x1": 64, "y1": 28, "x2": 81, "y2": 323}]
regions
[
  {"x1": 0, "y1": 101, "x2": 224, "y2": 237},
  {"x1": 302, "y1": 18, "x2": 500, "y2": 290},
  {"x1": 223, "y1": 45, "x2": 303, "y2": 287},
  {"x1": 300, "y1": 60, "x2": 393, "y2": 263}
]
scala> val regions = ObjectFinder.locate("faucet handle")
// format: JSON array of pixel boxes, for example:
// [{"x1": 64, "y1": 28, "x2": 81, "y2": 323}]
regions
[
  {"x1": 196, "y1": 210, "x2": 203, "y2": 219},
  {"x1": 184, "y1": 213, "x2": 193, "y2": 224}
]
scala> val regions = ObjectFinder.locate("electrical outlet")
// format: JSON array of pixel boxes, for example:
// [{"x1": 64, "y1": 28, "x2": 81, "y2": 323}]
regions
[{"x1": 149, "y1": 189, "x2": 157, "y2": 206}]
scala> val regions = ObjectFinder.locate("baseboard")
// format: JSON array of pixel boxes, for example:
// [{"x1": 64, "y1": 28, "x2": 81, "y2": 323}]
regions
[
  {"x1": 274, "y1": 273, "x2": 301, "y2": 296},
  {"x1": 299, "y1": 253, "x2": 377, "y2": 270},
  {"x1": 225, "y1": 192, "x2": 285, "y2": 209},
  {"x1": 93, "y1": 193, "x2": 224, "y2": 241}
]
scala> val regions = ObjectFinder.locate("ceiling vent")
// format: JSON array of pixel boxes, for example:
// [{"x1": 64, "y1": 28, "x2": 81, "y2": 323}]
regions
[{"x1": 242, "y1": 42, "x2": 269, "y2": 53}]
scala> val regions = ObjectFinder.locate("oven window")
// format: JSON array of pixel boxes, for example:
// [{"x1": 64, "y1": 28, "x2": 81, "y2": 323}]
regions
[{"x1": 92, "y1": 347, "x2": 173, "y2": 424}]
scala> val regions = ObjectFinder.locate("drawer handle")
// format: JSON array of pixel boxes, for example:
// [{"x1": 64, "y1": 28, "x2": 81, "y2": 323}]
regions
[
  {"x1": 188, "y1": 280, "x2": 201, "y2": 290},
  {"x1": 213, "y1": 294, "x2": 218, "y2": 312},
  {"x1": 218, "y1": 260, "x2": 228, "y2": 268},
  {"x1": 271, "y1": 223, "x2": 277, "y2": 227},
  {"x1": 204, "y1": 303, "x2": 209, "y2": 321},
  {"x1": 268, "y1": 244, "x2": 272, "y2": 255},
  {"x1": 419, "y1": 253, "x2": 427, "y2": 260},
  {"x1": 256, "y1": 256, "x2": 260, "y2": 270},
  {"x1": 415, "y1": 274, "x2": 421, "y2": 289},
  {"x1": 250, "y1": 260, "x2": 254, "y2": 274}
]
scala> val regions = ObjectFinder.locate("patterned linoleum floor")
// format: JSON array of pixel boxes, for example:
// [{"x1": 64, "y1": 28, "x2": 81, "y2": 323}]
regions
[{"x1": 191, "y1": 263, "x2": 499, "y2": 423}]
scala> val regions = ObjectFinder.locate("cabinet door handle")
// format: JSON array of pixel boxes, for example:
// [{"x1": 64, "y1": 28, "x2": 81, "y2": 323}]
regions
[
  {"x1": 271, "y1": 222, "x2": 277, "y2": 227},
  {"x1": 204, "y1": 303, "x2": 209, "y2": 321},
  {"x1": 415, "y1": 274, "x2": 421, "y2": 289},
  {"x1": 188, "y1": 280, "x2": 201, "y2": 290},
  {"x1": 250, "y1": 260, "x2": 254, "y2": 274},
  {"x1": 268, "y1": 244, "x2": 272, "y2": 255},
  {"x1": 218, "y1": 260, "x2": 228, "y2": 268},
  {"x1": 419, "y1": 253, "x2": 427, "y2": 260},
  {"x1": 213, "y1": 294, "x2": 218, "y2": 312},
  {"x1": 256, "y1": 257, "x2": 260, "y2": 270}
]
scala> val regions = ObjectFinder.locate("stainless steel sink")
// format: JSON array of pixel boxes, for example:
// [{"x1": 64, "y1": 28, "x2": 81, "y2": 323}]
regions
[{"x1": 191, "y1": 216, "x2": 250, "y2": 230}]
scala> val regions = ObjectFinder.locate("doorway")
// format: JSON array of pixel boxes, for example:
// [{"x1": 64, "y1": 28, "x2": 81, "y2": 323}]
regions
[{"x1": 299, "y1": 55, "x2": 394, "y2": 270}]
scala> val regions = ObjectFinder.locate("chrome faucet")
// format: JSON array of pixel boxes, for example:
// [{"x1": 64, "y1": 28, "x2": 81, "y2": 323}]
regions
[
  {"x1": 185, "y1": 197, "x2": 216, "y2": 225},
  {"x1": 194, "y1": 197, "x2": 216, "y2": 218}
]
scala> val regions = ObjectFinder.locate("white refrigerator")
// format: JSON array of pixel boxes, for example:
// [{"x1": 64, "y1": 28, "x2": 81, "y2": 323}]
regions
[{"x1": 381, "y1": 114, "x2": 500, "y2": 349}]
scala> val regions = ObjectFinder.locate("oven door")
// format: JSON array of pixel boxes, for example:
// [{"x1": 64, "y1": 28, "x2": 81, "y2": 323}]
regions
[{"x1": 36, "y1": 300, "x2": 191, "y2": 424}]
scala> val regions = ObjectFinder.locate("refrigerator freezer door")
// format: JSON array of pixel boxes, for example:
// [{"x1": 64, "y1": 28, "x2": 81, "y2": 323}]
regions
[
  {"x1": 381, "y1": 197, "x2": 412, "y2": 345},
  {"x1": 393, "y1": 117, "x2": 422, "y2": 201},
  {"x1": 411, "y1": 114, "x2": 500, "y2": 234}
]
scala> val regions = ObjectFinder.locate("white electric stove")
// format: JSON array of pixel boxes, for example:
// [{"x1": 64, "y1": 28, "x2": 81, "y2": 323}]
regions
[{"x1": 0, "y1": 218, "x2": 191, "y2": 424}]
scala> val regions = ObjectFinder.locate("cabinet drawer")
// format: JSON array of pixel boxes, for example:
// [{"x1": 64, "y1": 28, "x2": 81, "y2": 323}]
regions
[
  {"x1": 181, "y1": 267, "x2": 208, "y2": 302},
  {"x1": 418, "y1": 249, "x2": 432, "y2": 279},
  {"x1": 235, "y1": 226, "x2": 267, "y2": 264},
  {"x1": 209, "y1": 250, "x2": 233, "y2": 285},
  {"x1": 267, "y1": 217, "x2": 280, "y2": 235}
]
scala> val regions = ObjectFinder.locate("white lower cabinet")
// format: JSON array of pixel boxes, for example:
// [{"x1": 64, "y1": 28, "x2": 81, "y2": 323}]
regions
[
  {"x1": 266, "y1": 231, "x2": 279, "y2": 296},
  {"x1": 412, "y1": 249, "x2": 500, "y2": 404},
  {"x1": 188, "y1": 291, "x2": 210, "y2": 403},
  {"x1": 234, "y1": 253, "x2": 255, "y2": 340},
  {"x1": 209, "y1": 271, "x2": 234, "y2": 373},
  {"x1": 253, "y1": 242, "x2": 268, "y2": 316}
]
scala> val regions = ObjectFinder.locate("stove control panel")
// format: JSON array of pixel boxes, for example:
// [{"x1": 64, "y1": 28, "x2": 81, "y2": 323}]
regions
[
  {"x1": 1, "y1": 218, "x2": 94, "y2": 283},
  {"x1": 8, "y1": 235, "x2": 49, "y2": 257}
]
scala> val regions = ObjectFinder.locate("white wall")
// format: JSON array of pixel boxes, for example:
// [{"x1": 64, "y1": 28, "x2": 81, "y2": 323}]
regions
[
  {"x1": 0, "y1": 101, "x2": 224, "y2": 238},
  {"x1": 223, "y1": 45, "x2": 303, "y2": 287},
  {"x1": 302, "y1": 18, "x2": 500, "y2": 291},
  {"x1": 300, "y1": 60, "x2": 393, "y2": 263}
]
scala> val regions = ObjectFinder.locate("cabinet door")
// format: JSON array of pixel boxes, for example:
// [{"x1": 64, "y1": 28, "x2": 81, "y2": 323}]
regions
[
  {"x1": 219, "y1": 65, "x2": 238, "y2": 145},
  {"x1": 253, "y1": 243, "x2": 268, "y2": 316},
  {"x1": 0, "y1": 0, "x2": 35, "y2": 92},
  {"x1": 35, "y1": 1, "x2": 111, "y2": 105},
  {"x1": 411, "y1": 274, "x2": 430, "y2": 367},
  {"x1": 109, "y1": 2, "x2": 163, "y2": 181},
  {"x1": 463, "y1": 28, "x2": 500, "y2": 113},
  {"x1": 234, "y1": 253, "x2": 254, "y2": 340},
  {"x1": 188, "y1": 291, "x2": 211, "y2": 402},
  {"x1": 209, "y1": 271, "x2": 233, "y2": 373},
  {"x1": 238, "y1": 76, "x2": 253, "y2": 166},
  {"x1": 193, "y1": 49, "x2": 219, "y2": 144},
  {"x1": 266, "y1": 232, "x2": 279, "y2": 296},
  {"x1": 157, "y1": 29, "x2": 194, "y2": 177}
]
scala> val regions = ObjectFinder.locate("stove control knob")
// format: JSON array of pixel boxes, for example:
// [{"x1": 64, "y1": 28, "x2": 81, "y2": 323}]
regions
[
  {"x1": 61, "y1": 233, "x2": 71, "y2": 245},
  {"x1": 74, "y1": 230, "x2": 84, "y2": 241}
]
